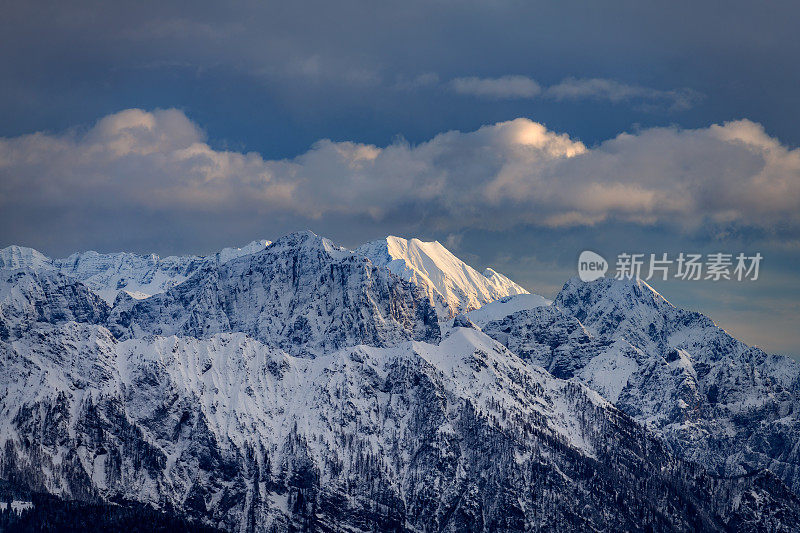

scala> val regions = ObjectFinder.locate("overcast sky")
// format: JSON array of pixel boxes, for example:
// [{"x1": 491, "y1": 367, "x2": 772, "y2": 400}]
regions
[{"x1": 2, "y1": 0, "x2": 799, "y2": 357}]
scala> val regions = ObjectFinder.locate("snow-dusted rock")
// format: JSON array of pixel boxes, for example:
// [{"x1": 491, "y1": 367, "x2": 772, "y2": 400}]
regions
[
  {"x1": 0, "y1": 245, "x2": 53, "y2": 271},
  {"x1": 54, "y1": 250, "x2": 208, "y2": 303},
  {"x1": 1, "y1": 240, "x2": 272, "y2": 305}
]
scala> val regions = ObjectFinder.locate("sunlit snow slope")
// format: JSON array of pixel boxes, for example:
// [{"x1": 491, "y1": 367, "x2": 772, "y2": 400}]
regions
[{"x1": 356, "y1": 236, "x2": 531, "y2": 317}]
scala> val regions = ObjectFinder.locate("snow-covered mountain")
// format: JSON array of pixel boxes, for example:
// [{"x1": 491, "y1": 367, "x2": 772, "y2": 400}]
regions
[
  {"x1": 2, "y1": 231, "x2": 800, "y2": 530},
  {"x1": 54, "y1": 239, "x2": 271, "y2": 303},
  {"x1": 0, "y1": 240, "x2": 271, "y2": 305},
  {"x1": 356, "y1": 236, "x2": 530, "y2": 317},
  {"x1": 2, "y1": 235, "x2": 528, "y2": 316},
  {"x1": 0, "y1": 245, "x2": 52, "y2": 271},
  {"x1": 3, "y1": 317, "x2": 797, "y2": 530},
  {"x1": 482, "y1": 276, "x2": 800, "y2": 496},
  {"x1": 108, "y1": 231, "x2": 440, "y2": 356},
  {"x1": 0, "y1": 267, "x2": 109, "y2": 340}
]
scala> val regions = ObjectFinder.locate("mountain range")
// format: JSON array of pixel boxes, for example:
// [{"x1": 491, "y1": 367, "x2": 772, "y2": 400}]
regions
[{"x1": 1, "y1": 232, "x2": 799, "y2": 531}]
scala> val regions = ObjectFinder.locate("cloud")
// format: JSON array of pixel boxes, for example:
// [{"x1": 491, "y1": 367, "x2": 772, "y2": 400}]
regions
[
  {"x1": 544, "y1": 77, "x2": 701, "y2": 110},
  {"x1": 0, "y1": 109, "x2": 297, "y2": 214},
  {"x1": 449, "y1": 75, "x2": 701, "y2": 110},
  {"x1": 394, "y1": 72, "x2": 440, "y2": 91},
  {"x1": 450, "y1": 75, "x2": 542, "y2": 98},
  {"x1": 1, "y1": 109, "x2": 799, "y2": 248}
]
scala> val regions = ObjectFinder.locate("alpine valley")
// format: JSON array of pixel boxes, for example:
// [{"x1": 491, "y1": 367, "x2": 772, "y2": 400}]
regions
[{"x1": 1, "y1": 232, "x2": 799, "y2": 532}]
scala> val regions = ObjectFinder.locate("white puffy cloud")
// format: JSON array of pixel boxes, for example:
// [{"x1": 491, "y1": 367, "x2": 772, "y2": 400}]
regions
[
  {"x1": 0, "y1": 109, "x2": 296, "y2": 214},
  {"x1": 1, "y1": 109, "x2": 799, "y2": 240}
]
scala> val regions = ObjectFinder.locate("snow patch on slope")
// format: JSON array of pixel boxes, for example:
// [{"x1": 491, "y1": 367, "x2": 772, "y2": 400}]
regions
[
  {"x1": 466, "y1": 293, "x2": 551, "y2": 326},
  {"x1": 216, "y1": 239, "x2": 271, "y2": 264}
]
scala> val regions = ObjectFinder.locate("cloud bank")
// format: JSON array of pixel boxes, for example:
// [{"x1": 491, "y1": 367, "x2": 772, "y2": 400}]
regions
[{"x1": 1, "y1": 109, "x2": 798, "y2": 243}]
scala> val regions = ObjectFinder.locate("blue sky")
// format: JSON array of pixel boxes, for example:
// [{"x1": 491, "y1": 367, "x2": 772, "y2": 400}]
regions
[{"x1": 1, "y1": 0, "x2": 799, "y2": 356}]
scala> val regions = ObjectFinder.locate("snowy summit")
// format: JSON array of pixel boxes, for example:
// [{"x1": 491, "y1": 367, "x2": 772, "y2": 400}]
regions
[{"x1": 357, "y1": 236, "x2": 529, "y2": 317}]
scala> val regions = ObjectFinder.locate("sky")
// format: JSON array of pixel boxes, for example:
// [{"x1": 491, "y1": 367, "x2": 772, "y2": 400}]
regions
[{"x1": 1, "y1": 0, "x2": 799, "y2": 357}]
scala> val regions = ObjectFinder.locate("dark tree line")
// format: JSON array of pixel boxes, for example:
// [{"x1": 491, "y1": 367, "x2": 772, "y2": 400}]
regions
[{"x1": 0, "y1": 490, "x2": 222, "y2": 533}]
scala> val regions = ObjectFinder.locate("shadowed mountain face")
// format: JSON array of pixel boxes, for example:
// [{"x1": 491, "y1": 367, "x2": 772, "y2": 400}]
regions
[
  {"x1": 0, "y1": 267, "x2": 109, "y2": 340},
  {"x1": 0, "y1": 232, "x2": 799, "y2": 531},
  {"x1": 483, "y1": 276, "x2": 800, "y2": 495}
]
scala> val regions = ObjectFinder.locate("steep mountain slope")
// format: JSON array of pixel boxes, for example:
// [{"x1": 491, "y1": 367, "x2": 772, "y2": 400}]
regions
[
  {"x1": 2, "y1": 320, "x2": 798, "y2": 531},
  {"x1": 465, "y1": 293, "x2": 551, "y2": 327},
  {"x1": 215, "y1": 240, "x2": 272, "y2": 264},
  {"x1": 108, "y1": 232, "x2": 440, "y2": 356},
  {"x1": 0, "y1": 267, "x2": 109, "y2": 340},
  {"x1": 482, "y1": 277, "x2": 800, "y2": 495},
  {"x1": 356, "y1": 236, "x2": 530, "y2": 317}
]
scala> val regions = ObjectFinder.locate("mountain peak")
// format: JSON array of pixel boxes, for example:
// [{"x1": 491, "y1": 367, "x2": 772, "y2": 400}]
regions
[
  {"x1": 108, "y1": 232, "x2": 440, "y2": 355},
  {"x1": 557, "y1": 276, "x2": 673, "y2": 312},
  {"x1": 267, "y1": 230, "x2": 350, "y2": 260},
  {"x1": 0, "y1": 245, "x2": 53, "y2": 271},
  {"x1": 357, "y1": 235, "x2": 530, "y2": 316}
]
